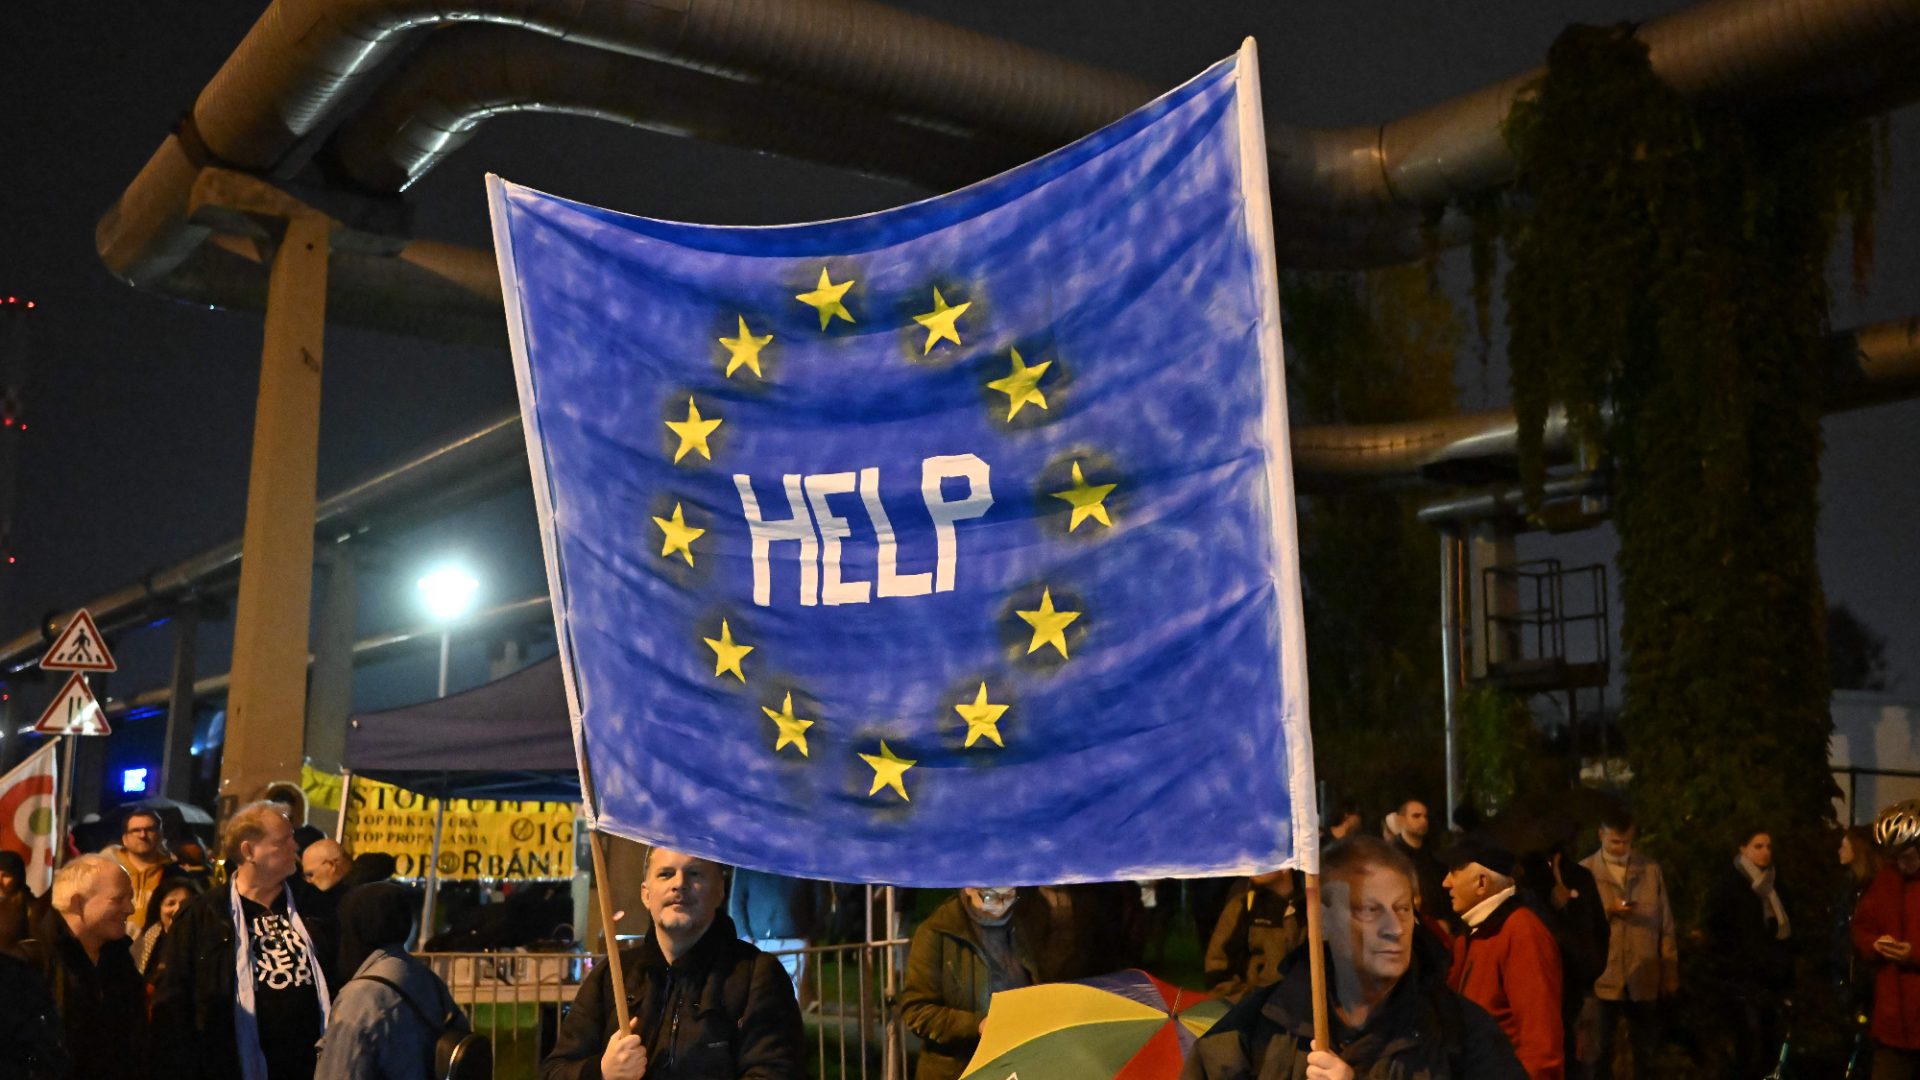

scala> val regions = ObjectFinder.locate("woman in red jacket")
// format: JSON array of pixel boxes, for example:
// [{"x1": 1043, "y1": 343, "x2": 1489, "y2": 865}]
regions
[{"x1": 1853, "y1": 801, "x2": 1920, "y2": 1077}]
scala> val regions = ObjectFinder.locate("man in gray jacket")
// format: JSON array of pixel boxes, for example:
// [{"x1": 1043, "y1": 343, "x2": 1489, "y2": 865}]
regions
[{"x1": 1579, "y1": 809, "x2": 1677, "y2": 1080}]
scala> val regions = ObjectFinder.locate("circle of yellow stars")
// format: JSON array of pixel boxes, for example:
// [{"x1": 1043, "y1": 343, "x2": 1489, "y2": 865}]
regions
[{"x1": 646, "y1": 263, "x2": 1126, "y2": 804}]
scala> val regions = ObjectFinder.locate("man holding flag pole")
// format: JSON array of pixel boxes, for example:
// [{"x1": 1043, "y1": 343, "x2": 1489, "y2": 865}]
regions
[{"x1": 492, "y1": 37, "x2": 1398, "y2": 1076}]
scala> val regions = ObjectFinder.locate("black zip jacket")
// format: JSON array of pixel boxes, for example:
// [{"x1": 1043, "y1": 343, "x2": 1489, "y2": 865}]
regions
[
  {"x1": 541, "y1": 912, "x2": 804, "y2": 1080},
  {"x1": 15, "y1": 904, "x2": 149, "y2": 1080},
  {"x1": 148, "y1": 880, "x2": 338, "y2": 1080}
]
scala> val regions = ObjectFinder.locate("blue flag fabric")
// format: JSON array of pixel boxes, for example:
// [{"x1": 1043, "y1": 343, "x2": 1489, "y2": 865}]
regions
[{"x1": 489, "y1": 43, "x2": 1314, "y2": 886}]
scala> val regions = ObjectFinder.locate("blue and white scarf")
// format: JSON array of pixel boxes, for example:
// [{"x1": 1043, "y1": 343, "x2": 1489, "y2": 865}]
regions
[{"x1": 229, "y1": 878, "x2": 330, "y2": 1080}]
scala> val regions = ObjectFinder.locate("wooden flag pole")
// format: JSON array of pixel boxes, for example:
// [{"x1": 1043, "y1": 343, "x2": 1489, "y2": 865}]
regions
[
  {"x1": 1303, "y1": 871, "x2": 1332, "y2": 1051},
  {"x1": 588, "y1": 827, "x2": 632, "y2": 1032}
]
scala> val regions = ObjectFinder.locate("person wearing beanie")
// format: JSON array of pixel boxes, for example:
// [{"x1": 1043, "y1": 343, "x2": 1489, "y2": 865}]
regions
[{"x1": 1443, "y1": 835, "x2": 1564, "y2": 1079}]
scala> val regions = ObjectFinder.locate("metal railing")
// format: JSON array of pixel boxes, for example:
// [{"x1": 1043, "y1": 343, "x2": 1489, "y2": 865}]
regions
[{"x1": 422, "y1": 938, "x2": 908, "y2": 1080}]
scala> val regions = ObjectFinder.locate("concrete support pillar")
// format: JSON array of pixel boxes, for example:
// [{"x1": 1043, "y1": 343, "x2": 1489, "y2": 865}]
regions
[
  {"x1": 304, "y1": 545, "x2": 358, "y2": 836},
  {"x1": 305, "y1": 545, "x2": 358, "y2": 771},
  {"x1": 220, "y1": 214, "x2": 330, "y2": 815},
  {"x1": 161, "y1": 608, "x2": 200, "y2": 803}
]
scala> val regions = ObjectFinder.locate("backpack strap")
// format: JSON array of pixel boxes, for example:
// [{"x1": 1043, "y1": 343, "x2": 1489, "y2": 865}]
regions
[{"x1": 357, "y1": 972, "x2": 446, "y2": 1034}]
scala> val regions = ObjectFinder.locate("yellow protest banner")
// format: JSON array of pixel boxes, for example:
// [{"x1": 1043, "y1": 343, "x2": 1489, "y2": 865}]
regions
[{"x1": 302, "y1": 765, "x2": 578, "y2": 881}]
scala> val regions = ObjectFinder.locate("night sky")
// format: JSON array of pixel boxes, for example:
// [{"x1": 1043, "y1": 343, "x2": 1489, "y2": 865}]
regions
[{"x1": 1, "y1": 0, "x2": 1916, "y2": 781}]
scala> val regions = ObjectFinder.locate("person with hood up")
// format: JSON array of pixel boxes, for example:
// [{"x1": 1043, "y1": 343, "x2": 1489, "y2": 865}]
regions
[
  {"x1": 315, "y1": 883, "x2": 466, "y2": 1080},
  {"x1": 900, "y1": 885, "x2": 1050, "y2": 1080}
]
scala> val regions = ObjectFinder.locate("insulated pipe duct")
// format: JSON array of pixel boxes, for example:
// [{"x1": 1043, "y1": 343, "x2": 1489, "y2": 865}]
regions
[
  {"x1": 328, "y1": 27, "x2": 1036, "y2": 194},
  {"x1": 99, "y1": 0, "x2": 1920, "y2": 302},
  {"x1": 0, "y1": 414, "x2": 529, "y2": 676},
  {"x1": 8, "y1": 315, "x2": 1913, "y2": 677},
  {"x1": 1292, "y1": 406, "x2": 1572, "y2": 490}
]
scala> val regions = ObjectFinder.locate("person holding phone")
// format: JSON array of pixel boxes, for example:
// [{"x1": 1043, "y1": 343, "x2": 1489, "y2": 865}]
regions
[
  {"x1": 1579, "y1": 808, "x2": 1677, "y2": 1080},
  {"x1": 1853, "y1": 801, "x2": 1920, "y2": 1078}
]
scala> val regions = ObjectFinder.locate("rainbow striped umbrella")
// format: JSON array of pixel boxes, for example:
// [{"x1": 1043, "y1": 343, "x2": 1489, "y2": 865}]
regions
[{"x1": 960, "y1": 970, "x2": 1227, "y2": 1080}]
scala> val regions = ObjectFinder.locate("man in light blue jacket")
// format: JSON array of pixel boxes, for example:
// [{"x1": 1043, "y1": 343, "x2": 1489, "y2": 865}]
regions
[{"x1": 316, "y1": 883, "x2": 465, "y2": 1080}]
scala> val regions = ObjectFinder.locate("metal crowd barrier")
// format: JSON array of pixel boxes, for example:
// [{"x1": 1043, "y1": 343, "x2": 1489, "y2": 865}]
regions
[{"x1": 421, "y1": 939, "x2": 909, "y2": 1080}]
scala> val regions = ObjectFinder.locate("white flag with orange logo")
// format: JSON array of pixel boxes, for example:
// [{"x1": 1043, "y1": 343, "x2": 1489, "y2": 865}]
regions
[{"x1": 0, "y1": 740, "x2": 59, "y2": 892}]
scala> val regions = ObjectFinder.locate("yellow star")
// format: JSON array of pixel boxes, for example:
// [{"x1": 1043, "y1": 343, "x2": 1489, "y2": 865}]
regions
[
  {"x1": 954, "y1": 682, "x2": 1009, "y2": 749},
  {"x1": 912, "y1": 287, "x2": 972, "y2": 355},
  {"x1": 761, "y1": 692, "x2": 814, "y2": 757},
  {"x1": 1015, "y1": 588, "x2": 1080, "y2": 658},
  {"x1": 719, "y1": 316, "x2": 772, "y2": 379},
  {"x1": 796, "y1": 268, "x2": 856, "y2": 329},
  {"x1": 652, "y1": 503, "x2": 705, "y2": 566},
  {"x1": 664, "y1": 397, "x2": 723, "y2": 464},
  {"x1": 1051, "y1": 461, "x2": 1117, "y2": 531},
  {"x1": 985, "y1": 347, "x2": 1051, "y2": 420},
  {"x1": 859, "y1": 740, "x2": 916, "y2": 801},
  {"x1": 702, "y1": 620, "x2": 754, "y2": 682}
]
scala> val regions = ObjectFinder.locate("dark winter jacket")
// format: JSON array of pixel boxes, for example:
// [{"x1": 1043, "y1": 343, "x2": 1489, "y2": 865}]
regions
[
  {"x1": 0, "y1": 887, "x2": 30, "y2": 957},
  {"x1": 540, "y1": 912, "x2": 804, "y2": 1080},
  {"x1": 149, "y1": 880, "x2": 339, "y2": 1080},
  {"x1": 1852, "y1": 865, "x2": 1920, "y2": 1049},
  {"x1": 1705, "y1": 861, "x2": 1793, "y2": 994},
  {"x1": 1205, "y1": 877, "x2": 1308, "y2": 1003},
  {"x1": 1183, "y1": 926, "x2": 1527, "y2": 1080},
  {"x1": 0, "y1": 943, "x2": 68, "y2": 1080},
  {"x1": 16, "y1": 904, "x2": 150, "y2": 1080},
  {"x1": 899, "y1": 893, "x2": 1049, "y2": 1080},
  {"x1": 1395, "y1": 838, "x2": 1453, "y2": 927}
]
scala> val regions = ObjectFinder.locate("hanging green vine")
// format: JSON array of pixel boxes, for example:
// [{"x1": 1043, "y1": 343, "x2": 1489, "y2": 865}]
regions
[
  {"x1": 1502, "y1": 25, "x2": 1872, "y2": 941},
  {"x1": 1285, "y1": 265, "x2": 1461, "y2": 817},
  {"x1": 1457, "y1": 685, "x2": 1548, "y2": 819}
]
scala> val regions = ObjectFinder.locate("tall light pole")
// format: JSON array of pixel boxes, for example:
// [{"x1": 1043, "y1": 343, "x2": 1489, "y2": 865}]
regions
[
  {"x1": 415, "y1": 562, "x2": 479, "y2": 938},
  {"x1": 418, "y1": 564, "x2": 480, "y2": 696}
]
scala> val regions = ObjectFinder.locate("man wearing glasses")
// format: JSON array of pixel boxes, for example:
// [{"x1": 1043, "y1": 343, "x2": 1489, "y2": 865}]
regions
[{"x1": 103, "y1": 809, "x2": 175, "y2": 934}]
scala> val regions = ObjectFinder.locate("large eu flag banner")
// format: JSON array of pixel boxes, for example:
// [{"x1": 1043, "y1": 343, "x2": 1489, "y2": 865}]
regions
[{"x1": 489, "y1": 42, "x2": 1314, "y2": 885}]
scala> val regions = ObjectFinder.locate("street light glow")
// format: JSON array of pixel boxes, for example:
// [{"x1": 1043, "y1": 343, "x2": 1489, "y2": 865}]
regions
[{"x1": 417, "y1": 565, "x2": 481, "y2": 621}]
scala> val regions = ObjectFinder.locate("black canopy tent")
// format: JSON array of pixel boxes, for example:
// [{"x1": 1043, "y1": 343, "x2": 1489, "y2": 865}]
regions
[
  {"x1": 341, "y1": 655, "x2": 581, "y2": 929},
  {"x1": 341, "y1": 654, "x2": 580, "y2": 802}
]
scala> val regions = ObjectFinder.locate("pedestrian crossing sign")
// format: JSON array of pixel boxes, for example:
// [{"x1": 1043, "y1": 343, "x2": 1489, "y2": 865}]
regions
[{"x1": 38, "y1": 609, "x2": 115, "y2": 673}]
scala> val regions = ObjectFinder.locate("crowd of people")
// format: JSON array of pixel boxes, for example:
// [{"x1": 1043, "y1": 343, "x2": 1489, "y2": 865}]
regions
[
  {"x1": 10, "y1": 791, "x2": 1920, "y2": 1079},
  {"x1": 0, "y1": 801, "x2": 467, "y2": 1080}
]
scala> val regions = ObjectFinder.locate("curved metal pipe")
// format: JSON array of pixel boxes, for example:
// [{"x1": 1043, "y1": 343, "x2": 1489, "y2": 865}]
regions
[
  {"x1": 99, "y1": 0, "x2": 1920, "y2": 306},
  {"x1": 1291, "y1": 406, "x2": 1573, "y2": 490},
  {"x1": 327, "y1": 27, "x2": 1035, "y2": 194},
  {"x1": 190, "y1": 0, "x2": 1137, "y2": 180}
]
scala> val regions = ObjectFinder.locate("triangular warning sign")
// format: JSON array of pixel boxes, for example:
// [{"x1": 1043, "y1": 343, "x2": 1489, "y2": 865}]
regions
[
  {"x1": 38, "y1": 609, "x2": 116, "y2": 673},
  {"x1": 34, "y1": 672, "x2": 111, "y2": 736}
]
